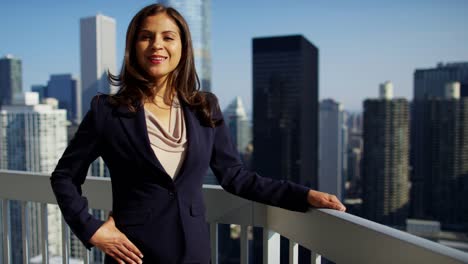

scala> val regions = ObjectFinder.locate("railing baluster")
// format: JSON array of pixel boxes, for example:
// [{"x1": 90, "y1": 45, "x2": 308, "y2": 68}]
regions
[
  {"x1": 61, "y1": 216, "x2": 69, "y2": 264},
  {"x1": 311, "y1": 252, "x2": 321, "y2": 264},
  {"x1": 240, "y1": 225, "x2": 249, "y2": 264},
  {"x1": 263, "y1": 228, "x2": 280, "y2": 264},
  {"x1": 2, "y1": 200, "x2": 11, "y2": 264},
  {"x1": 289, "y1": 241, "x2": 298, "y2": 264},
  {"x1": 210, "y1": 222, "x2": 218, "y2": 264},
  {"x1": 83, "y1": 246, "x2": 89, "y2": 264},
  {"x1": 40, "y1": 203, "x2": 48, "y2": 264},
  {"x1": 21, "y1": 201, "x2": 30, "y2": 264}
]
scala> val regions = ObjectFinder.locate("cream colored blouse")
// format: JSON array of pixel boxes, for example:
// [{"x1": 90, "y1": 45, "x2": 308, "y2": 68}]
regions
[{"x1": 144, "y1": 98, "x2": 187, "y2": 179}]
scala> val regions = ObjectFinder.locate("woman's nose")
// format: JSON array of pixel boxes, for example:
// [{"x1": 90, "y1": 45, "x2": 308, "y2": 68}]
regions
[{"x1": 152, "y1": 38, "x2": 163, "y2": 50}]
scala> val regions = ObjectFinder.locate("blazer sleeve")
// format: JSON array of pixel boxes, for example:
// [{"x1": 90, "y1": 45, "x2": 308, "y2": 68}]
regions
[
  {"x1": 209, "y1": 96, "x2": 310, "y2": 212},
  {"x1": 50, "y1": 96, "x2": 104, "y2": 249}
]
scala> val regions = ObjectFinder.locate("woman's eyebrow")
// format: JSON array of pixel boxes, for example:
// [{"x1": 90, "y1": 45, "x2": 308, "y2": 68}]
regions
[
  {"x1": 138, "y1": 29, "x2": 178, "y2": 35},
  {"x1": 138, "y1": 29, "x2": 153, "y2": 34}
]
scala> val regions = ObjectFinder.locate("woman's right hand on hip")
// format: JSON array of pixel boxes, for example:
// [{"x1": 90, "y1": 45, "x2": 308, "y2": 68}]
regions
[{"x1": 89, "y1": 216, "x2": 144, "y2": 264}]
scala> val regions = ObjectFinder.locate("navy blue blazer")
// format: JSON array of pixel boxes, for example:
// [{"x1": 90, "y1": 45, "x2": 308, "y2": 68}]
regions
[{"x1": 51, "y1": 94, "x2": 310, "y2": 263}]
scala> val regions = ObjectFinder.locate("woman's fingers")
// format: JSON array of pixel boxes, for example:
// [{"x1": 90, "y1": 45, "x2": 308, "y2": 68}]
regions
[
  {"x1": 112, "y1": 243, "x2": 142, "y2": 264},
  {"x1": 118, "y1": 242, "x2": 144, "y2": 264},
  {"x1": 328, "y1": 195, "x2": 346, "y2": 211},
  {"x1": 109, "y1": 248, "x2": 132, "y2": 264},
  {"x1": 105, "y1": 233, "x2": 143, "y2": 264},
  {"x1": 90, "y1": 218, "x2": 144, "y2": 264},
  {"x1": 307, "y1": 190, "x2": 346, "y2": 211},
  {"x1": 123, "y1": 239, "x2": 144, "y2": 258},
  {"x1": 323, "y1": 199, "x2": 346, "y2": 211}
]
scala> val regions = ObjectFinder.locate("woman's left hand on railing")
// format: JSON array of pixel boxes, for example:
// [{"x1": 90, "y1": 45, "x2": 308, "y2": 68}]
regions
[{"x1": 307, "y1": 190, "x2": 346, "y2": 212}]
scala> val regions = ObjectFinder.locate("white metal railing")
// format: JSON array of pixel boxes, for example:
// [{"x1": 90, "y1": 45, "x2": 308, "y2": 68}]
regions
[{"x1": 1, "y1": 170, "x2": 468, "y2": 264}]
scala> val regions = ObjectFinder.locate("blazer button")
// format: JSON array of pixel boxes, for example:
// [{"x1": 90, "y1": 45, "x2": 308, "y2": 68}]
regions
[{"x1": 169, "y1": 191, "x2": 176, "y2": 198}]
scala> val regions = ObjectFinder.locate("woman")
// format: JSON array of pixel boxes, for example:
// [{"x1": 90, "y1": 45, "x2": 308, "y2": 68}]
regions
[{"x1": 51, "y1": 3, "x2": 345, "y2": 264}]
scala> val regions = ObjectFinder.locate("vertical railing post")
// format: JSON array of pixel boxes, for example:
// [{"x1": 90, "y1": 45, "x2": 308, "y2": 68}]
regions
[
  {"x1": 289, "y1": 241, "x2": 298, "y2": 264},
  {"x1": 61, "y1": 217, "x2": 69, "y2": 264},
  {"x1": 2, "y1": 200, "x2": 11, "y2": 264},
  {"x1": 21, "y1": 201, "x2": 30, "y2": 264},
  {"x1": 240, "y1": 225, "x2": 249, "y2": 264},
  {"x1": 83, "y1": 247, "x2": 89, "y2": 264},
  {"x1": 40, "y1": 203, "x2": 48, "y2": 264},
  {"x1": 210, "y1": 222, "x2": 218, "y2": 264},
  {"x1": 311, "y1": 252, "x2": 321, "y2": 264},
  {"x1": 263, "y1": 229, "x2": 280, "y2": 264}
]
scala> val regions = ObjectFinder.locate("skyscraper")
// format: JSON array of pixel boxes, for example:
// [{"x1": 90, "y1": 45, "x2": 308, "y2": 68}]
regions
[
  {"x1": 418, "y1": 82, "x2": 468, "y2": 230},
  {"x1": 0, "y1": 92, "x2": 67, "y2": 262},
  {"x1": 47, "y1": 74, "x2": 81, "y2": 123},
  {"x1": 319, "y1": 99, "x2": 345, "y2": 200},
  {"x1": 253, "y1": 35, "x2": 318, "y2": 264},
  {"x1": 253, "y1": 35, "x2": 318, "y2": 187},
  {"x1": 223, "y1": 96, "x2": 251, "y2": 155},
  {"x1": 345, "y1": 111, "x2": 364, "y2": 199},
  {"x1": 411, "y1": 62, "x2": 468, "y2": 218},
  {"x1": 362, "y1": 82, "x2": 410, "y2": 226},
  {"x1": 159, "y1": 0, "x2": 211, "y2": 91},
  {"x1": 31, "y1": 84, "x2": 47, "y2": 101},
  {"x1": 0, "y1": 55, "x2": 22, "y2": 107},
  {"x1": 80, "y1": 14, "x2": 116, "y2": 117},
  {"x1": 346, "y1": 147, "x2": 362, "y2": 198}
]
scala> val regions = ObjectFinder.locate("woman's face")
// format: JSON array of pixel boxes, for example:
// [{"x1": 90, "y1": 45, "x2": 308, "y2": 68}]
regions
[{"x1": 135, "y1": 13, "x2": 182, "y2": 84}]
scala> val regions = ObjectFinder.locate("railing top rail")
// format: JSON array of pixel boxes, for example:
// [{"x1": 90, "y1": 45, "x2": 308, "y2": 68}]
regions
[{"x1": 1, "y1": 170, "x2": 467, "y2": 264}]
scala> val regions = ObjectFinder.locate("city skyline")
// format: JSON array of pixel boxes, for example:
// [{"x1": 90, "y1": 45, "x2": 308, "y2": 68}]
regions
[{"x1": 0, "y1": 0, "x2": 467, "y2": 113}]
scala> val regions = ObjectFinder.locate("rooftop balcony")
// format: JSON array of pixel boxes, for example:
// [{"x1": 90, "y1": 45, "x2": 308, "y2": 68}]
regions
[{"x1": 1, "y1": 170, "x2": 467, "y2": 264}]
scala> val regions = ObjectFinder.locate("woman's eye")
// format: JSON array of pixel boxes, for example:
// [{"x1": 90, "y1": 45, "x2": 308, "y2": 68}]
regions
[
  {"x1": 164, "y1": 37, "x2": 174, "y2": 41},
  {"x1": 139, "y1": 35, "x2": 151, "y2": 40}
]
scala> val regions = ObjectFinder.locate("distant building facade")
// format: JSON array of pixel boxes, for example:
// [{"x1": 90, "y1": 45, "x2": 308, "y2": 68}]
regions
[
  {"x1": 224, "y1": 96, "x2": 251, "y2": 155},
  {"x1": 253, "y1": 35, "x2": 318, "y2": 187},
  {"x1": 418, "y1": 83, "x2": 468, "y2": 230},
  {"x1": 80, "y1": 14, "x2": 116, "y2": 117},
  {"x1": 31, "y1": 84, "x2": 47, "y2": 101},
  {"x1": 0, "y1": 92, "x2": 67, "y2": 262},
  {"x1": 47, "y1": 74, "x2": 81, "y2": 123},
  {"x1": 0, "y1": 55, "x2": 22, "y2": 107},
  {"x1": 362, "y1": 82, "x2": 410, "y2": 226},
  {"x1": 411, "y1": 62, "x2": 468, "y2": 223},
  {"x1": 319, "y1": 99, "x2": 345, "y2": 200}
]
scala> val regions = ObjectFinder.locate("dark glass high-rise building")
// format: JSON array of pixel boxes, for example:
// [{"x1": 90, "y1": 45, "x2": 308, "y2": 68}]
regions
[
  {"x1": 411, "y1": 62, "x2": 468, "y2": 219},
  {"x1": 253, "y1": 35, "x2": 318, "y2": 187},
  {"x1": 47, "y1": 74, "x2": 81, "y2": 123},
  {"x1": 416, "y1": 83, "x2": 468, "y2": 231},
  {"x1": 0, "y1": 55, "x2": 22, "y2": 108},
  {"x1": 253, "y1": 35, "x2": 318, "y2": 264},
  {"x1": 31, "y1": 84, "x2": 47, "y2": 101},
  {"x1": 362, "y1": 82, "x2": 410, "y2": 227}
]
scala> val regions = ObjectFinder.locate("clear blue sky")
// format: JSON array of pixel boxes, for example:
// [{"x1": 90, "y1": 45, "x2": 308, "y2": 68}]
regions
[{"x1": 1, "y1": 0, "x2": 467, "y2": 112}]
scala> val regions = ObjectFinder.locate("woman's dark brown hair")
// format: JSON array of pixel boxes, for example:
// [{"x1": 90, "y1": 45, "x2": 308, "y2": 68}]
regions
[{"x1": 108, "y1": 3, "x2": 220, "y2": 127}]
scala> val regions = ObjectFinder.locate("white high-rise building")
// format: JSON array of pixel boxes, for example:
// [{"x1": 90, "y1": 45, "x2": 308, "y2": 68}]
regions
[
  {"x1": 223, "y1": 96, "x2": 251, "y2": 154},
  {"x1": 319, "y1": 99, "x2": 345, "y2": 200},
  {"x1": 80, "y1": 14, "x2": 116, "y2": 117},
  {"x1": 0, "y1": 92, "x2": 68, "y2": 260},
  {"x1": 160, "y1": 0, "x2": 211, "y2": 91}
]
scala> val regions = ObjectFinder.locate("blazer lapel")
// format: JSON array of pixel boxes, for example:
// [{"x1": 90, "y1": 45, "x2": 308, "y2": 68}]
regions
[
  {"x1": 173, "y1": 103, "x2": 199, "y2": 183},
  {"x1": 115, "y1": 104, "x2": 170, "y2": 178}
]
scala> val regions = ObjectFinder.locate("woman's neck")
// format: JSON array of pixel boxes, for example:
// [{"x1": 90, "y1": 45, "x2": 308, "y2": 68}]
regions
[{"x1": 147, "y1": 80, "x2": 175, "y2": 104}]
